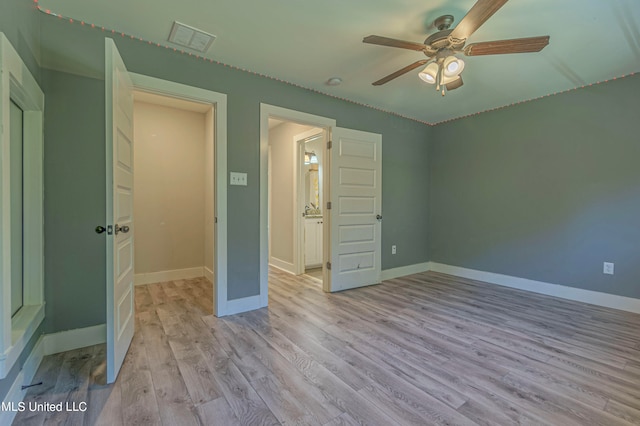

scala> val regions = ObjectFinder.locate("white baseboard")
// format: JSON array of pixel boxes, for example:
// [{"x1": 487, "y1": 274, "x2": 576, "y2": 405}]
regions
[
  {"x1": 428, "y1": 262, "x2": 640, "y2": 314},
  {"x1": 43, "y1": 324, "x2": 106, "y2": 356},
  {"x1": 381, "y1": 262, "x2": 430, "y2": 281},
  {"x1": 269, "y1": 257, "x2": 295, "y2": 275},
  {"x1": 135, "y1": 266, "x2": 204, "y2": 286},
  {"x1": 0, "y1": 336, "x2": 44, "y2": 425},
  {"x1": 204, "y1": 266, "x2": 214, "y2": 283},
  {"x1": 221, "y1": 295, "x2": 262, "y2": 317}
]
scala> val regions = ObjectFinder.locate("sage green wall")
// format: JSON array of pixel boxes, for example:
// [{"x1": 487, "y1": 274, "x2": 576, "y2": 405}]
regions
[
  {"x1": 0, "y1": 0, "x2": 40, "y2": 80},
  {"x1": 42, "y1": 70, "x2": 107, "y2": 332},
  {"x1": 38, "y1": 15, "x2": 431, "y2": 311},
  {"x1": 430, "y1": 75, "x2": 640, "y2": 298}
]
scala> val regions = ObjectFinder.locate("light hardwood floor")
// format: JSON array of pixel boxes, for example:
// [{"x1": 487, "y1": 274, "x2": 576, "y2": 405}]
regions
[
  {"x1": 13, "y1": 269, "x2": 640, "y2": 425},
  {"x1": 304, "y1": 267, "x2": 323, "y2": 281}
]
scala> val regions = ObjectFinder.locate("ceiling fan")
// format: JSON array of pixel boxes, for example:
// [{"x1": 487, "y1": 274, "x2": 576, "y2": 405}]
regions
[{"x1": 363, "y1": 0, "x2": 550, "y2": 95}]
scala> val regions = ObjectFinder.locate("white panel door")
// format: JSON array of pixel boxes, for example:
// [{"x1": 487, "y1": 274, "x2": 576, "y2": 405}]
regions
[
  {"x1": 105, "y1": 39, "x2": 135, "y2": 384},
  {"x1": 329, "y1": 127, "x2": 381, "y2": 291}
]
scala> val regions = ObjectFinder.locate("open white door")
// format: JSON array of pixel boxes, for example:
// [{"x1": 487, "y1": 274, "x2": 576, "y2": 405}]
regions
[
  {"x1": 327, "y1": 127, "x2": 382, "y2": 291},
  {"x1": 105, "y1": 39, "x2": 135, "y2": 383}
]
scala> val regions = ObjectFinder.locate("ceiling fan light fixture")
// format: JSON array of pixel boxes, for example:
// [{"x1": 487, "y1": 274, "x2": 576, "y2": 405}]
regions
[
  {"x1": 443, "y1": 56, "x2": 465, "y2": 77},
  {"x1": 420, "y1": 74, "x2": 435, "y2": 83},
  {"x1": 442, "y1": 74, "x2": 460, "y2": 84},
  {"x1": 418, "y1": 62, "x2": 439, "y2": 84}
]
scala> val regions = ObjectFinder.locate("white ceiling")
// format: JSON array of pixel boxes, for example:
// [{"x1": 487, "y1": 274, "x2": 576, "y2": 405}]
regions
[{"x1": 38, "y1": 0, "x2": 640, "y2": 124}]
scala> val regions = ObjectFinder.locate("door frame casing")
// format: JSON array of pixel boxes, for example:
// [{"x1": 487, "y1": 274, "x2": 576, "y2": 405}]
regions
[
  {"x1": 128, "y1": 73, "x2": 228, "y2": 316},
  {"x1": 260, "y1": 104, "x2": 335, "y2": 302}
]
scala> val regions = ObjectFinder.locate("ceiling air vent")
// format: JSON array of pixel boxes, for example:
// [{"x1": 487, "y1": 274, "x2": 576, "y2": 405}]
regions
[{"x1": 168, "y1": 21, "x2": 216, "y2": 52}]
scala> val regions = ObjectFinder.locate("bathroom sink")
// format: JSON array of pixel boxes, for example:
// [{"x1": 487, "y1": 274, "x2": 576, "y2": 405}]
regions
[{"x1": 305, "y1": 208, "x2": 322, "y2": 217}]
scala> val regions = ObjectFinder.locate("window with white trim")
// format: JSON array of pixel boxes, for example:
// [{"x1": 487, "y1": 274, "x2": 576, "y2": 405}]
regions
[{"x1": 0, "y1": 33, "x2": 45, "y2": 378}]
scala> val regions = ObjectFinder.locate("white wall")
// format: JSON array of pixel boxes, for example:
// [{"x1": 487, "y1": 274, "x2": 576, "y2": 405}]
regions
[
  {"x1": 268, "y1": 122, "x2": 316, "y2": 265},
  {"x1": 133, "y1": 101, "x2": 206, "y2": 275}
]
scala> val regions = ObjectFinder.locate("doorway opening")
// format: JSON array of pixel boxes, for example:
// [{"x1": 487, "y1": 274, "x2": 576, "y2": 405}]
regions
[
  {"x1": 106, "y1": 41, "x2": 229, "y2": 383},
  {"x1": 261, "y1": 105, "x2": 336, "y2": 299},
  {"x1": 260, "y1": 104, "x2": 383, "y2": 308},
  {"x1": 297, "y1": 128, "x2": 325, "y2": 282},
  {"x1": 267, "y1": 121, "x2": 327, "y2": 285},
  {"x1": 131, "y1": 91, "x2": 215, "y2": 302}
]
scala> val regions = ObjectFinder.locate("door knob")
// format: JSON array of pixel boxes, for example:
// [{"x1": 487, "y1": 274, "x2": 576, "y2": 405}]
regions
[
  {"x1": 114, "y1": 224, "x2": 130, "y2": 235},
  {"x1": 95, "y1": 225, "x2": 114, "y2": 235},
  {"x1": 376, "y1": 215, "x2": 382, "y2": 220}
]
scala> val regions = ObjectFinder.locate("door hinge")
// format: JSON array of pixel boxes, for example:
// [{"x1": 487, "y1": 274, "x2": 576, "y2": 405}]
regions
[
  {"x1": 326, "y1": 261, "x2": 332, "y2": 270},
  {"x1": 326, "y1": 201, "x2": 332, "y2": 210},
  {"x1": 327, "y1": 140, "x2": 332, "y2": 149},
  {"x1": 215, "y1": 217, "x2": 218, "y2": 224}
]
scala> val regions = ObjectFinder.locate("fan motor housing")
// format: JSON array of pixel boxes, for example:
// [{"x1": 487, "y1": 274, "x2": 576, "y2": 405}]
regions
[{"x1": 424, "y1": 29, "x2": 454, "y2": 49}]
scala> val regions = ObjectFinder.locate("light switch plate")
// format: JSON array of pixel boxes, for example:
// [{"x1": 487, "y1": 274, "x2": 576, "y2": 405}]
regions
[
  {"x1": 230, "y1": 172, "x2": 247, "y2": 186},
  {"x1": 603, "y1": 262, "x2": 614, "y2": 275}
]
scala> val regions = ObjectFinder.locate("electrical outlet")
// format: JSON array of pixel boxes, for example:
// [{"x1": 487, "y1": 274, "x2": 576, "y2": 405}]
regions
[
  {"x1": 603, "y1": 262, "x2": 614, "y2": 275},
  {"x1": 391, "y1": 245, "x2": 397, "y2": 255},
  {"x1": 230, "y1": 172, "x2": 247, "y2": 186}
]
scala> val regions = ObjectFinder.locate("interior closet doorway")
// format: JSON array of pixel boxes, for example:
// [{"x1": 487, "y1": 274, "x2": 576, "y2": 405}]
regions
[
  {"x1": 106, "y1": 41, "x2": 228, "y2": 383},
  {"x1": 132, "y1": 92, "x2": 215, "y2": 290}
]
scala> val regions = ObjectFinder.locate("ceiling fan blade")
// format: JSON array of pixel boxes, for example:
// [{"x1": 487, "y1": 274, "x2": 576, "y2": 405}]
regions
[
  {"x1": 372, "y1": 60, "x2": 428, "y2": 86},
  {"x1": 464, "y1": 36, "x2": 550, "y2": 56},
  {"x1": 445, "y1": 76, "x2": 464, "y2": 91},
  {"x1": 363, "y1": 35, "x2": 427, "y2": 51},
  {"x1": 449, "y1": 0, "x2": 509, "y2": 42}
]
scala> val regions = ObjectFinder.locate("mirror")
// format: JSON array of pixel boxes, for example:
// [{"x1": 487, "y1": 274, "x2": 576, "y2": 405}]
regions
[{"x1": 303, "y1": 134, "x2": 323, "y2": 215}]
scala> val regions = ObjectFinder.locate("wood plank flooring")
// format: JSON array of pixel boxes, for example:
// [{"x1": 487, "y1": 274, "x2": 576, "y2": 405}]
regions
[
  {"x1": 13, "y1": 269, "x2": 640, "y2": 425},
  {"x1": 304, "y1": 268, "x2": 323, "y2": 281}
]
